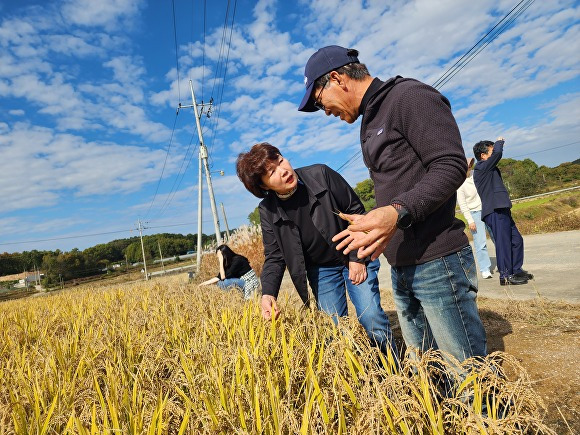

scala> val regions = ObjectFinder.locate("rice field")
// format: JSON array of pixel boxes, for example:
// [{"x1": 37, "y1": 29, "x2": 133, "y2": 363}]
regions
[{"x1": 0, "y1": 226, "x2": 555, "y2": 434}]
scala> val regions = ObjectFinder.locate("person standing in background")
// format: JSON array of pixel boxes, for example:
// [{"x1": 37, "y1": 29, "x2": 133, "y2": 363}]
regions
[
  {"x1": 457, "y1": 157, "x2": 493, "y2": 279},
  {"x1": 473, "y1": 137, "x2": 533, "y2": 286}
]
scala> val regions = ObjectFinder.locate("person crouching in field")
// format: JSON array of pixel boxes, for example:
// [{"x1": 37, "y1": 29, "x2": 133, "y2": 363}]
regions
[
  {"x1": 236, "y1": 142, "x2": 398, "y2": 359},
  {"x1": 199, "y1": 244, "x2": 259, "y2": 300}
]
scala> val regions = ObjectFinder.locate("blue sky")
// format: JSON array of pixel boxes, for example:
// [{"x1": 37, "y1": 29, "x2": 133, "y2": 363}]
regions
[{"x1": 0, "y1": 0, "x2": 578, "y2": 254}]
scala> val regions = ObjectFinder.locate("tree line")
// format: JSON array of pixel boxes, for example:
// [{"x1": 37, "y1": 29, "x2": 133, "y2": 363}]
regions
[{"x1": 0, "y1": 232, "x2": 220, "y2": 286}]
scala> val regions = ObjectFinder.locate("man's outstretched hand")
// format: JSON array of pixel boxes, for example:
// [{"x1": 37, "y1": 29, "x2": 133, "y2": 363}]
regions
[
  {"x1": 261, "y1": 295, "x2": 280, "y2": 321},
  {"x1": 332, "y1": 206, "x2": 398, "y2": 261}
]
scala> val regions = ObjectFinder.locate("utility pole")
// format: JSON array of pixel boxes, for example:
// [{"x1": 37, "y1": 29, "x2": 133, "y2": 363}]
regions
[
  {"x1": 158, "y1": 240, "x2": 165, "y2": 274},
  {"x1": 33, "y1": 264, "x2": 40, "y2": 288},
  {"x1": 220, "y1": 202, "x2": 231, "y2": 241},
  {"x1": 196, "y1": 144, "x2": 203, "y2": 273},
  {"x1": 178, "y1": 79, "x2": 223, "y2": 271},
  {"x1": 138, "y1": 219, "x2": 149, "y2": 280}
]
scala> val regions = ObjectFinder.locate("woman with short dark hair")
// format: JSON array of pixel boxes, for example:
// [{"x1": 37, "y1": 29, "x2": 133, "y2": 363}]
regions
[
  {"x1": 236, "y1": 142, "x2": 398, "y2": 358},
  {"x1": 199, "y1": 244, "x2": 259, "y2": 300}
]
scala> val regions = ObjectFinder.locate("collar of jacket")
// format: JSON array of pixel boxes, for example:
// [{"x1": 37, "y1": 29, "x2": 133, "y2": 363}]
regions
[
  {"x1": 266, "y1": 170, "x2": 327, "y2": 224},
  {"x1": 361, "y1": 75, "x2": 402, "y2": 119}
]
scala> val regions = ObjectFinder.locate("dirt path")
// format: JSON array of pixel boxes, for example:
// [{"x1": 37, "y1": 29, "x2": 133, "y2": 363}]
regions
[
  {"x1": 477, "y1": 298, "x2": 580, "y2": 433},
  {"x1": 378, "y1": 230, "x2": 580, "y2": 304}
]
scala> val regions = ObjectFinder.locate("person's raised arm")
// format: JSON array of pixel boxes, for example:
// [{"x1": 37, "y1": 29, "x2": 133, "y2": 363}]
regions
[
  {"x1": 218, "y1": 250, "x2": 226, "y2": 280},
  {"x1": 484, "y1": 137, "x2": 505, "y2": 170}
]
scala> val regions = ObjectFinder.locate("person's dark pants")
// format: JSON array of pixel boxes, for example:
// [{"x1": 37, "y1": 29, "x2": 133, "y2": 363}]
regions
[{"x1": 483, "y1": 208, "x2": 524, "y2": 279}]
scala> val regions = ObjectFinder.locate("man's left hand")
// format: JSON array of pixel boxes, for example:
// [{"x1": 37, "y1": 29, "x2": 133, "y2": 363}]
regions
[
  {"x1": 332, "y1": 206, "x2": 398, "y2": 261},
  {"x1": 348, "y1": 261, "x2": 367, "y2": 285}
]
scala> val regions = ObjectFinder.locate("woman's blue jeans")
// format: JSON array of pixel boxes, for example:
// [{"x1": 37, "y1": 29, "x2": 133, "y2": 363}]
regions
[
  {"x1": 470, "y1": 210, "x2": 492, "y2": 275},
  {"x1": 391, "y1": 246, "x2": 487, "y2": 362},
  {"x1": 216, "y1": 278, "x2": 245, "y2": 291},
  {"x1": 306, "y1": 259, "x2": 398, "y2": 358}
]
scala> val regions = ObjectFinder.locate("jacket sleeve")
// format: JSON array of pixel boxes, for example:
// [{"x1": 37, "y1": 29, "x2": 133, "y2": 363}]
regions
[
  {"x1": 390, "y1": 83, "x2": 467, "y2": 223},
  {"x1": 456, "y1": 184, "x2": 474, "y2": 224},
  {"x1": 258, "y1": 204, "x2": 286, "y2": 298},
  {"x1": 482, "y1": 140, "x2": 504, "y2": 171},
  {"x1": 322, "y1": 165, "x2": 367, "y2": 263}
]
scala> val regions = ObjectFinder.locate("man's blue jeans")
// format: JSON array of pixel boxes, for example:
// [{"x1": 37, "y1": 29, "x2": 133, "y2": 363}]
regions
[
  {"x1": 306, "y1": 259, "x2": 398, "y2": 358},
  {"x1": 470, "y1": 210, "x2": 492, "y2": 275},
  {"x1": 391, "y1": 246, "x2": 487, "y2": 362}
]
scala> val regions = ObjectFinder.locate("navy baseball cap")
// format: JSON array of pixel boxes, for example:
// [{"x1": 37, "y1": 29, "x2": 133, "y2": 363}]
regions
[{"x1": 298, "y1": 45, "x2": 360, "y2": 112}]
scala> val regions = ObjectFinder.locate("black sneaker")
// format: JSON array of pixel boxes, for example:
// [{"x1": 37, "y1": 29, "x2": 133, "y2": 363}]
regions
[
  {"x1": 514, "y1": 270, "x2": 534, "y2": 280},
  {"x1": 499, "y1": 275, "x2": 528, "y2": 285}
]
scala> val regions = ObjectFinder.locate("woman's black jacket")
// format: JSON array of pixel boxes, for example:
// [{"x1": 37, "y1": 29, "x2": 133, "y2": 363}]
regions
[{"x1": 258, "y1": 164, "x2": 366, "y2": 304}]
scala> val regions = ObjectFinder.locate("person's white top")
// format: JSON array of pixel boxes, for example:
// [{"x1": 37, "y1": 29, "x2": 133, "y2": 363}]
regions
[{"x1": 456, "y1": 173, "x2": 482, "y2": 224}]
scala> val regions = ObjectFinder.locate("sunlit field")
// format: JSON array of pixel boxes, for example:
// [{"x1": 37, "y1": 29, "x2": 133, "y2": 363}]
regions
[{"x1": 0, "y1": 227, "x2": 555, "y2": 434}]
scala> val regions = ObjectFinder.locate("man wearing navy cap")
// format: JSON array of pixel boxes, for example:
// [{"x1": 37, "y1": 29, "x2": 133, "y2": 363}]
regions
[{"x1": 299, "y1": 45, "x2": 487, "y2": 363}]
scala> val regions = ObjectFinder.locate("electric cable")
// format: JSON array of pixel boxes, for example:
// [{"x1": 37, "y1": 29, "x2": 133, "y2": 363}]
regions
[
  {"x1": 431, "y1": 0, "x2": 532, "y2": 89},
  {"x1": 336, "y1": 0, "x2": 535, "y2": 174},
  {"x1": 206, "y1": 0, "x2": 237, "y2": 160},
  {"x1": 172, "y1": 0, "x2": 181, "y2": 102},
  {"x1": 434, "y1": 0, "x2": 534, "y2": 90},
  {"x1": 0, "y1": 219, "x2": 223, "y2": 248},
  {"x1": 143, "y1": 112, "x2": 180, "y2": 219}
]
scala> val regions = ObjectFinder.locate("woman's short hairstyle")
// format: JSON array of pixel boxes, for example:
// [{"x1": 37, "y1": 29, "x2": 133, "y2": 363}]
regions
[{"x1": 236, "y1": 142, "x2": 282, "y2": 198}]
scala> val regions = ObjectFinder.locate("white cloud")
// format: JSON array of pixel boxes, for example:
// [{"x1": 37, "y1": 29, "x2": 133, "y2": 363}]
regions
[
  {"x1": 0, "y1": 0, "x2": 578, "y2": 253},
  {"x1": 61, "y1": 0, "x2": 143, "y2": 30},
  {"x1": 0, "y1": 123, "x2": 180, "y2": 213}
]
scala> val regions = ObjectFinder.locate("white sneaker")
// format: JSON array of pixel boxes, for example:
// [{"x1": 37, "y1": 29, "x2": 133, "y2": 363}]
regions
[{"x1": 481, "y1": 271, "x2": 492, "y2": 279}]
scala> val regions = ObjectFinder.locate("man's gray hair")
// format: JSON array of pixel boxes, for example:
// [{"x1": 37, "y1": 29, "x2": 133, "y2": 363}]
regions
[{"x1": 313, "y1": 62, "x2": 370, "y2": 89}]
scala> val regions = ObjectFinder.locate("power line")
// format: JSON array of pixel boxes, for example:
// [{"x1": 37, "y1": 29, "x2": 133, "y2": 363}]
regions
[
  {"x1": 0, "y1": 220, "x2": 222, "y2": 248},
  {"x1": 433, "y1": 0, "x2": 534, "y2": 90},
  {"x1": 207, "y1": 0, "x2": 237, "y2": 160},
  {"x1": 509, "y1": 140, "x2": 580, "y2": 159},
  {"x1": 171, "y1": 0, "x2": 182, "y2": 102},
  {"x1": 144, "y1": 112, "x2": 180, "y2": 219},
  {"x1": 153, "y1": 135, "x2": 199, "y2": 219},
  {"x1": 0, "y1": 229, "x2": 134, "y2": 246},
  {"x1": 335, "y1": 150, "x2": 362, "y2": 173},
  {"x1": 202, "y1": 0, "x2": 207, "y2": 101},
  {"x1": 431, "y1": 0, "x2": 533, "y2": 89},
  {"x1": 149, "y1": 0, "x2": 237, "y2": 219},
  {"x1": 336, "y1": 0, "x2": 535, "y2": 174}
]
